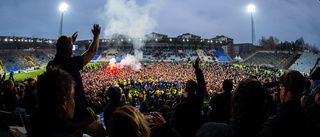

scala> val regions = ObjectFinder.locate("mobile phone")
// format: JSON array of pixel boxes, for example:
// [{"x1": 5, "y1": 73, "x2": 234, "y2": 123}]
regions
[{"x1": 143, "y1": 113, "x2": 154, "y2": 123}]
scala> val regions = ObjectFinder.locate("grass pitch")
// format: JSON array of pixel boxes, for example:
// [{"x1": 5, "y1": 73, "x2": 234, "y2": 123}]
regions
[{"x1": 4, "y1": 62, "x2": 106, "y2": 81}]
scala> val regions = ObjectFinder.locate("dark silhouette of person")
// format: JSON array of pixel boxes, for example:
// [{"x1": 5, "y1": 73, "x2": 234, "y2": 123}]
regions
[
  {"x1": 209, "y1": 79, "x2": 233, "y2": 123},
  {"x1": 47, "y1": 24, "x2": 105, "y2": 137},
  {"x1": 103, "y1": 86, "x2": 125, "y2": 134},
  {"x1": 170, "y1": 58, "x2": 205, "y2": 137},
  {"x1": 29, "y1": 67, "x2": 77, "y2": 136},
  {"x1": 260, "y1": 70, "x2": 309, "y2": 137}
]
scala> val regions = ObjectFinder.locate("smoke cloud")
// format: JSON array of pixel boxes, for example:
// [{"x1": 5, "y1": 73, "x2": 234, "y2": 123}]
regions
[
  {"x1": 100, "y1": 0, "x2": 161, "y2": 71},
  {"x1": 119, "y1": 54, "x2": 141, "y2": 71}
]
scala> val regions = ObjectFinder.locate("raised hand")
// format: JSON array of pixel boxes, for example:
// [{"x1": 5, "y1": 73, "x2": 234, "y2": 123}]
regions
[
  {"x1": 72, "y1": 31, "x2": 78, "y2": 43},
  {"x1": 150, "y1": 112, "x2": 166, "y2": 127},
  {"x1": 91, "y1": 24, "x2": 101, "y2": 37},
  {"x1": 193, "y1": 57, "x2": 200, "y2": 69}
]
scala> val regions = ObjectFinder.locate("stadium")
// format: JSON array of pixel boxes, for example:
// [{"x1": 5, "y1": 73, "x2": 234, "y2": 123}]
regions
[
  {"x1": 1, "y1": 0, "x2": 320, "y2": 136},
  {"x1": 0, "y1": 32, "x2": 319, "y2": 77},
  {"x1": 1, "y1": 32, "x2": 320, "y2": 135}
]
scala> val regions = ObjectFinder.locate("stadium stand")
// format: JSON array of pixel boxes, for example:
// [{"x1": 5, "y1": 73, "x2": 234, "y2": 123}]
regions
[
  {"x1": 0, "y1": 50, "x2": 53, "y2": 72},
  {"x1": 1, "y1": 35, "x2": 319, "y2": 76},
  {"x1": 1, "y1": 46, "x2": 318, "y2": 75},
  {"x1": 196, "y1": 49, "x2": 216, "y2": 62},
  {"x1": 289, "y1": 53, "x2": 320, "y2": 73},
  {"x1": 180, "y1": 47, "x2": 197, "y2": 62},
  {"x1": 212, "y1": 49, "x2": 231, "y2": 62},
  {"x1": 119, "y1": 47, "x2": 132, "y2": 58},
  {"x1": 98, "y1": 47, "x2": 120, "y2": 61},
  {"x1": 91, "y1": 48, "x2": 103, "y2": 61},
  {"x1": 276, "y1": 52, "x2": 301, "y2": 69},
  {"x1": 242, "y1": 51, "x2": 291, "y2": 67}
]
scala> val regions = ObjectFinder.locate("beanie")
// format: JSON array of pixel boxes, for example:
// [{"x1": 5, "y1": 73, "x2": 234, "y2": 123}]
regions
[
  {"x1": 312, "y1": 80, "x2": 320, "y2": 98},
  {"x1": 280, "y1": 70, "x2": 305, "y2": 94},
  {"x1": 107, "y1": 86, "x2": 121, "y2": 102}
]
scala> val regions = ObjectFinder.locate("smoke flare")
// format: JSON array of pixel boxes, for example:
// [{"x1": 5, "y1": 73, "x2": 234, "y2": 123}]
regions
[{"x1": 100, "y1": 0, "x2": 161, "y2": 71}]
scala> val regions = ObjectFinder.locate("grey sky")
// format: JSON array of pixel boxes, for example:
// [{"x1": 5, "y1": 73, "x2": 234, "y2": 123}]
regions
[{"x1": 0, "y1": 0, "x2": 319, "y2": 47}]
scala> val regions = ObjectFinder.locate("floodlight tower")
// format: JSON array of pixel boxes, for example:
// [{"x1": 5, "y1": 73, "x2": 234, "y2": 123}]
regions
[
  {"x1": 247, "y1": 4, "x2": 255, "y2": 45},
  {"x1": 59, "y1": 3, "x2": 68, "y2": 37}
]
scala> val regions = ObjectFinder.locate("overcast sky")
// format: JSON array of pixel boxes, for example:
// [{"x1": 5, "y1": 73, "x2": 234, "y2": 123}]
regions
[{"x1": 0, "y1": 0, "x2": 319, "y2": 47}]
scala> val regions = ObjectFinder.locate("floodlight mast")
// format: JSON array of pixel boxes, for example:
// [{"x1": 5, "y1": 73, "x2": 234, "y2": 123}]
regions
[
  {"x1": 59, "y1": 3, "x2": 68, "y2": 37},
  {"x1": 248, "y1": 4, "x2": 255, "y2": 45}
]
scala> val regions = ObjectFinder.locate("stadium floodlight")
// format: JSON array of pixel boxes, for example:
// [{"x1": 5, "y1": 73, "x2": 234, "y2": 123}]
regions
[
  {"x1": 59, "y1": 3, "x2": 68, "y2": 37},
  {"x1": 59, "y1": 3, "x2": 68, "y2": 12},
  {"x1": 247, "y1": 4, "x2": 255, "y2": 13},
  {"x1": 247, "y1": 4, "x2": 255, "y2": 45}
]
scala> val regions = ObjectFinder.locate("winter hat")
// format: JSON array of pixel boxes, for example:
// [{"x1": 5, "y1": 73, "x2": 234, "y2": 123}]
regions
[
  {"x1": 280, "y1": 70, "x2": 305, "y2": 94},
  {"x1": 107, "y1": 86, "x2": 121, "y2": 102},
  {"x1": 312, "y1": 80, "x2": 320, "y2": 98}
]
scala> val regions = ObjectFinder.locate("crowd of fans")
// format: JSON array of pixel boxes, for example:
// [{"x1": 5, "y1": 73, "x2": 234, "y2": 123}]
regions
[
  {"x1": 1, "y1": 59, "x2": 319, "y2": 137},
  {"x1": 0, "y1": 24, "x2": 319, "y2": 137},
  {"x1": 81, "y1": 61, "x2": 280, "y2": 114}
]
